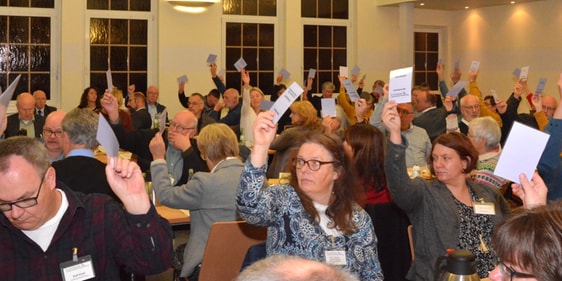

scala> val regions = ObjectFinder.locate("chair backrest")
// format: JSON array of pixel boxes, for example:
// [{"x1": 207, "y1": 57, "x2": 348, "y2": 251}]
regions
[
  {"x1": 407, "y1": 225, "x2": 414, "y2": 261},
  {"x1": 198, "y1": 221, "x2": 267, "y2": 281}
]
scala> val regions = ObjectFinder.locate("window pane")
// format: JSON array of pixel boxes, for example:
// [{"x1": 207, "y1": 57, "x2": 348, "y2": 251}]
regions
[
  {"x1": 31, "y1": 17, "x2": 50, "y2": 43},
  {"x1": 318, "y1": 49, "x2": 331, "y2": 70},
  {"x1": 30, "y1": 73, "x2": 49, "y2": 95},
  {"x1": 10, "y1": 16, "x2": 29, "y2": 43},
  {"x1": 317, "y1": 0, "x2": 331, "y2": 18},
  {"x1": 223, "y1": 0, "x2": 241, "y2": 15},
  {"x1": 0, "y1": 16, "x2": 7, "y2": 43},
  {"x1": 301, "y1": 0, "x2": 316, "y2": 18},
  {"x1": 333, "y1": 49, "x2": 346, "y2": 68},
  {"x1": 10, "y1": 0, "x2": 29, "y2": 7},
  {"x1": 129, "y1": 73, "x2": 147, "y2": 93},
  {"x1": 243, "y1": 23, "x2": 257, "y2": 46},
  {"x1": 110, "y1": 19, "x2": 127, "y2": 44},
  {"x1": 31, "y1": 0, "x2": 54, "y2": 8},
  {"x1": 427, "y1": 72, "x2": 438, "y2": 89},
  {"x1": 303, "y1": 49, "x2": 317, "y2": 69},
  {"x1": 427, "y1": 32, "x2": 438, "y2": 51},
  {"x1": 30, "y1": 45, "x2": 49, "y2": 71},
  {"x1": 90, "y1": 18, "x2": 109, "y2": 44},
  {"x1": 110, "y1": 46, "x2": 127, "y2": 70},
  {"x1": 258, "y1": 48, "x2": 273, "y2": 70},
  {"x1": 225, "y1": 47, "x2": 241, "y2": 70},
  {"x1": 333, "y1": 0, "x2": 348, "y2": 19},
  {"x1": 318, "y1": 71, "x2": 333, "y2": 86},
  {"x1": 88, "y1": 0, "x2": 109, "y2": 10},
  {"x1": 0, "y1": 0, "x2": 7, "y2": 6},
  {"x1": 427, "y1": 52, "x2": 438, "y2": 71},
  {"x1": 318, "y1": 26, "x2": 331, "y2": 47},
  {"x1": 258, "y1": 72, "x2": 273, "y2": 92},
  {"x1": 242, "y1": 47, "x2": 257, "y2": 70},
  {"x1": 90, "y1": 46, "x2": 108, "y2": 70},
  {"x1": 90, "y1": 73, "x2": 106, "y2": 93},
  {"x1": 414, "y1": 72, "x2": 426, "y2": 87},
  {"x1": 111, "y1": 0, "x2": 127, "y2": 11},
  {"x1": 130, "y1": 20, "x2": 147, "y2": 44},
  {"x1": 242, "y1": 0, "x2": 256, "y2": 15},
  {"x1": 303, "y1": 25, "x2": 317, "y2": 47},
  {"x1": 12, "y1": 73, "x2": 29, "y2": 96},
  {"x1": 414, "y1": 32, "x2": 426, "y2": 51},
  {"x1": 10, "y1": 45, "x2": 29, "y2": 71},
  {"x1": 226, "y1": 23, "x2": 241, "y2": 46},
  {"x1": 414, "y1": 53, "x2": 426, "y2": 71},
  {"x1": 225, "y1": 72, "x2": 240, "y2": 90},
  {"x1": 130, "y1": 0, "x2": 150, "y2": 11},
  {"x1": 129, "y1": 46, "x2": 146, "y2": 71},
  {"x1": 333, "y1": 26, "x2": 346, "y2": 48},
  {"x1": 259, "y1": 0, "x2": 276, "y2": 16},
  {"x1": 259, "y1": 24, "x2": 274, "y2": 47},
  {"x1": 112, "y1": 72, "x2": 127, "y2": 92}
]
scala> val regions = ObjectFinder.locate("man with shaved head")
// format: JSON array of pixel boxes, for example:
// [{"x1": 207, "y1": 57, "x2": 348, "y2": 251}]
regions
[
  {"x1": 42, "y1": 111, "x2": 66, "y2": 162},
  {"x1": 5, "y1": 92, "x2": 45, "y2": 138}
]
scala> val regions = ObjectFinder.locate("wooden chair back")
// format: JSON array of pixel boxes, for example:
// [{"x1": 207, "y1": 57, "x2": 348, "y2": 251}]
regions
[{"x1": 198, "y1": 221, "x2": 267, "y2": 281}]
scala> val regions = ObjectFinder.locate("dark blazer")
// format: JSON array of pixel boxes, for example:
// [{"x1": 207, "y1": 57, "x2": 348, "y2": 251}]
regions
[
  {"x1": 412, "y1": 107, "x2": 447, "y2": 142},
  {"x1": 208, "y1": 102, "x2": 242, "y2": 127},
  {"x1": 52, "y1": 156, "x2": 119, "y2": 202},
  {"x1": 5, "y1": 114, "x2": 45, "y2": 139},
  {"x1": 131, "y1": 108, "x2": 152, "y2": 130},
  {"x1": 35, "y1": 105, "x2": 57, "y2": 118}
]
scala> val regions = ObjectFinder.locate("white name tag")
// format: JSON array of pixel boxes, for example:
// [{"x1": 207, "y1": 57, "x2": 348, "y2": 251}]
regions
[
  {"x1": 60, "y1": 255, "x2": 96, "y2": 281},
  {"x1": 474, "y1": 202, "x2": 496, "y2": 215},
  {"x1": 325, "y1": 250, "x2": 347, "y2": 265}
]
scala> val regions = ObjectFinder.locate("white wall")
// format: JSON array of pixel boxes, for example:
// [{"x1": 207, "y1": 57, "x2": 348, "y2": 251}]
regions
[{"x1": 57, "y1": 0, "x2": 561, "y2": 117}]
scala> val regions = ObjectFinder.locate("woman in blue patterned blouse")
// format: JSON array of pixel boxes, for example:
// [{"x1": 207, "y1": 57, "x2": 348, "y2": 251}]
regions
[{"x1": 237, "y1": 111, "x2": 384, "y2": 281}]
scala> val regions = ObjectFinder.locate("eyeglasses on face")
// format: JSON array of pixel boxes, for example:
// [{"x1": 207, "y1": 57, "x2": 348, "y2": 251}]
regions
[
  {"x1": 169, "y1": 121, "x2": 195, "y2": 132},
  {"x1": 43, "y1": 128, "x2": 64, "y2": 137},
  {"x1": 292, "y1": 158, "x2": 335, "y2": 171},
  {"x1": 462, "y1": 104, "x2": 480, "y2": 110},
  {"x1": 0, "y1": 175, "x2": 45, "y2": 212},
  {"x1": 499, "y1": 261, "x2": 535, "y2": 281}
]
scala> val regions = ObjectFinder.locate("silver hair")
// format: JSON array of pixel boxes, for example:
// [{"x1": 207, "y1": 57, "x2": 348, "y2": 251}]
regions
[
  {"x1": 61, "y1": 108, "x2": 100, "y2": 149},
  {"x1": 469, "y1": 116, "x2": 501, "y2": 151}
]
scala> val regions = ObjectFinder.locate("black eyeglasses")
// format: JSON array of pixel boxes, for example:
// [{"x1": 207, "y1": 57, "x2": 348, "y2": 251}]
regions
[
  {"x1": 499, "y1": 261, "x2": 535, "y2": 281},
  {"x1": 43, "y1": 128, "x2": 64, "y2": 137},
  {"x1": 292, "y1": 158, "x2": 335, "y2": 171},
  {"x1": 169, "y1": 121, "x2": 195, "y2": 132},
  {"x1": 0, "y1": 175, "x2": 45, "y2": 212}
]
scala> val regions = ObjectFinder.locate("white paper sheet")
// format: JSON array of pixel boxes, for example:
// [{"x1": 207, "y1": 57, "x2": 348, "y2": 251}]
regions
[
  {"x1": 388, "y1": 66, "x2": 413, "y2": 104},
  {"x1": 96, "y1": 114, "x2": 120, "y2": 158},
  {"x1": 269, "y1": 82, "x2": 303, "y2": 124},
  {"x1": 321, "y1": 98, "x2": 336, "y2": 118}
]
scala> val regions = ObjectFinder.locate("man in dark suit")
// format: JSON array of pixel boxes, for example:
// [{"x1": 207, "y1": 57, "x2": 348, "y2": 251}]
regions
[
  {"x1": 128, "y1": 91, "x2": 152, "y2": 130},
  {"x1": 33, "y1": 90, "x2": 57, "y2": 118},
  {"x1": 51, "y1": 108, "x2": 118, "y2": 202},
  {"x1": 412, "y1": 88, "x2": 448, "y2": 142},
  {"x1": 5, "y1": 92, "x2": 45, "y2": 139},
  {"x1": 147, "y1": 85, "x2": 168, "y2": 127}
]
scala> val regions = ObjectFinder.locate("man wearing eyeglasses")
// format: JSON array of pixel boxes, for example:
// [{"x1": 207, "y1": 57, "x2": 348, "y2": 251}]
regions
[
  {"x1": 5, "y1": 92, "x2": 45, "y2": 139},
  {"x1": 0, "y1": 136, "x2": 173, "y2": 280},
  {"x1": 42, "y1": 111, "x2": 66, "y2": 163}
]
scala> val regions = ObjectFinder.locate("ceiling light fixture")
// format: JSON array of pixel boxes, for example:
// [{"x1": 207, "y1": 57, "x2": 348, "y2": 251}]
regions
[
  {"x1": 420, "y1": 3, "x2": 425, "y2": 6},
  {"x1": 166, "y1": 0, "x2": 218, "y2": 13},
  {"x1": 465, "y1": 6, "x2": 469, "y2": 9}
]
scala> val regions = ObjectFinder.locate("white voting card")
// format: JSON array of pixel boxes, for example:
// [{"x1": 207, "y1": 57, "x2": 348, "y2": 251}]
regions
[
  {"x1": 535, "y1": 78, "x2": 547, "y2": 95},
  {"x1": 270, "y1": 82, "x2": 303, "y2": 124},
  {"x1": 260, "y1": 101, "x2": 274, "y2": 110},
  {"x1": 339, "y1": 66, "x2": 348, "y2": 78},
  {"x1": 351, "y1": 65, "x2": 360, "y2": 76},
  {"x1": 106, "y1": 69, "x2": 113, "y2": 90},
  {"x1": 469, "y1": 60, "x2": 480, "y2": 73},
  {"x1": 342, "y1": 79, "x2": 360, "y2": 102},
  {"x1": 0, "y1": 75, "x2": 21, "y2": 121},
  {"x1": 388, "y1": 66, "x2": 413, "y2": 104},
  {"x1": 321, "y1": 98, "x2": 336, "y2": 118},
  {"x1": 519, "y1": 66, "x2": 530, "y2": 81},
  {"x1": 96, "y1": 114, "x2": 119, "y2": 158},
  {"x1": 446, "y1": 81, "x2": 468, "y2": 97},
  {"x1": 308, "y1": 68, "x2": 316, "y2": 79},
  {"x1": 280, "y1": 68, "x2": 291, "y2": 79},
  {"x1": 206, "y1": 54, "x2": 217, "y2": 64},
  {"x1": 177, "y1": 75, "x2": 188, "y2": 85},
  {"x1": 512, "y1": 68, "x2": 521, "y2": 78},
  {"x1": 159, "y1": 109, "x2": 167, "y2": 133},
  {"x1": 494, "y1": 122, "x2": 550, "y2": 183},
  {"x1": 234, "y1": 58, "x2": 247, "y2": 72}
]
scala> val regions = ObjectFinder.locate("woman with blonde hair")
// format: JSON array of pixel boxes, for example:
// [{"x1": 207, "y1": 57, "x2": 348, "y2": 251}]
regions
[
  {"x1": 240, "y1": 69, "x2": 265, "y2": 146},
  {"x1": 266, "y1": 100, "x2": 323, "y2": 178},
  {"x1": 149, "y1": 123, "x2": 244, "y2": 280}
]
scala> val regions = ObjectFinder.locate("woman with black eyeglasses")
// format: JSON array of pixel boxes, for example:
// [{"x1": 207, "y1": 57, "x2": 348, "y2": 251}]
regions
[{"x1": 236, "y1": 111, "x2": 383, "y2": 281}]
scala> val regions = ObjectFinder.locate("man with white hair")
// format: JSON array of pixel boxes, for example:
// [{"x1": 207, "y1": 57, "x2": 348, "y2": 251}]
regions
[
  {"x1": 468, "y1": 116, "x2": 508, "y2": 189},
  {"x1": 33, "y1": 90, "x2": 57, "y2": 117},
  {"x1": 5, "y1": 92, "x2": 45, "y2": 138}
]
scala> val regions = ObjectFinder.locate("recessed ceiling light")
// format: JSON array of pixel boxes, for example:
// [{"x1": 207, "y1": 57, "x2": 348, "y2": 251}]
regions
[
  {"x1": 420, "y1": 3, "x2": 425, "y2": 6},
  {"x1": 465, "y1": 6, "x2": 469, "y2": 9},
  {"x1": 510, "y1": 1, "x2": 516, "y2": 3}
]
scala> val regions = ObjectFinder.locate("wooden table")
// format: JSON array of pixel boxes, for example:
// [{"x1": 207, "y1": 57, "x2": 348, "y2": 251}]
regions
[{"x1": 156, "y1": 205, "x2": 190, "y2": 226}]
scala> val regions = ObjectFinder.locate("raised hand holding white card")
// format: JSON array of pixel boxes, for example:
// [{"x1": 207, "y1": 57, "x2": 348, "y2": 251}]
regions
[
  {"x1": 106, "y1": 69, "x2": 113, "y2": 91},
  {"x1": 446, "y1": 81, "x2": 468, "y2": 97},
  {"x1": 177, "y1": 75, "x2": 188, "y2": 85},
  {"x1": 469, "y1": 60, "x2": 480, "y2": 73},
  {"x1": 159, "y1": 109, "x2": 167, "y2": 133},
  {"x1": 339, "y1": 66, "x2": 348, "y2": 78},
  {"x1": 388, "y1": 66, "x2": 413, "y2": 104},
  {"x1": 534, "y1": 78, "x2": 547, "y2": 95},
  {"x1": 351, "y1": 65, "x2": 360, "y2": 76},
  {"x1": 280, "y1": 68, "x2": 291, "y2": 79},
  {"x1": 308, "y1": 68, "x2": 316, "y2": 79},
  {"x1": 96, "y1": 114, "x2": 120, "y2": 158}
]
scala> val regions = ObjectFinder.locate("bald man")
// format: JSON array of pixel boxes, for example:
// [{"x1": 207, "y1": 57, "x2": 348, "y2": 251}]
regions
[
  {"x1": 33, "y1": 90, "x2": 57, "y2": 117},
  {"x1": 5, "y1": 93, "x2": 45, "y2": 138},
  {"x1": 541, "y1": 95, "x2": 558, "y2": 119},
  {"x1": 42, "y1": 111, "x2": 66, "y2": 162}
]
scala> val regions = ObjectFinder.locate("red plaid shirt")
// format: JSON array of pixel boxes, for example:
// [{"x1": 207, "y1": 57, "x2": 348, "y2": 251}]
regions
[{"x1": 0, "y1": 184, "x2": 173, "y2": 280}]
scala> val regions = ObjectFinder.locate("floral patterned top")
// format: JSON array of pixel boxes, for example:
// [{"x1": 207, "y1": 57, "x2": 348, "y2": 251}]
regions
[
  {"x1": 453, "y1": 191, "x2": 496, "y2": 278},
  {"x1": 236, "y1": 160, "x2": 384, "y2": 281}
]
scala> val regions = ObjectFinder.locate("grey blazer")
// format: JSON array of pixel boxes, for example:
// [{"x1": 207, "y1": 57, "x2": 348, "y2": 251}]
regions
[
  {"x1": 151, "y1": 157, "x2": 244, "y2": 277},
  {"x1": 384, "y1": 139, "x2": 511, "y2": 281}
]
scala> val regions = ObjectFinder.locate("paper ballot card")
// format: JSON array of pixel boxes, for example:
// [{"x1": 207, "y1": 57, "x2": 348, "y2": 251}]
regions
[
  {"x1": 308, "y1": 68, "x2": 316, "y2": 79},
  {"x1": 177, "y1": 75, "x2": 188, "y2": 85},
  {"x1": 519, "y1": 66, "x2": 530, "y2": 81},
  {"x1": 280, "y1": 68, "x2": 291, "y2": 79},
  {"x1": 446, "y1": 81, "x2": 469, "y2": 97},
  {"x1": 351, "y1": 65, "x2": 360, "y2": 76},
  {"x1": 96, "y1": 115, "x2": 119, "y2": 158},
  {"x1": 342, "y1": 79, "x2": 360, "y2": 102},
  {"x1": 535, "y1": 78, "x2": 547, "y2": 95},
  {"x1": 469, "y1": 60, "x2": 480, "y2": 73},
  {"x1": 106, "y1": 69, "x2": 113, "y2": 90},
  {"x1": 339, "y1": 66, "x2": 348, "y2": 78},
  {"x1": 234, "y1": 58, "x2": 247, "y2": 72},
  {"x1": 270, "y1": 82, "x2": 303, "y2": 123},
  {"x1": 206, "y1": 54, "x2": 217, "y2": 64},
  {"x1": 388, "y1": 67, "x2": 413, "y2": 104},
  {"x1": 321, "y1": 98, "x2": 336, "y2": 118}
]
